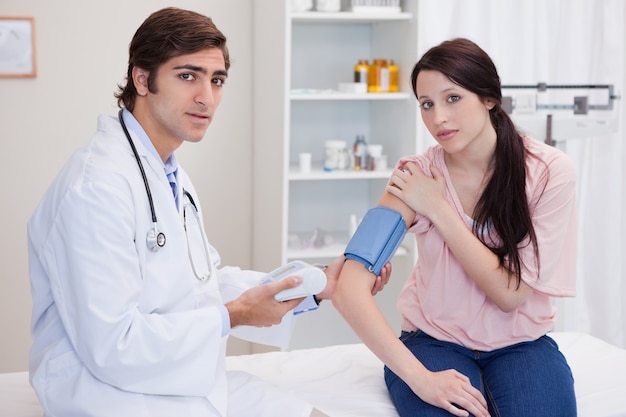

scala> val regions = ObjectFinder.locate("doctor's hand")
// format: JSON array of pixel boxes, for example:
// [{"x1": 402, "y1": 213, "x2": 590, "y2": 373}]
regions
[
  {"x1": 226, "y1": 276, "x2": 305, "y2": 328},
  {"x1": 315, "y1": 256, "x2": 392, "y2": 302}
]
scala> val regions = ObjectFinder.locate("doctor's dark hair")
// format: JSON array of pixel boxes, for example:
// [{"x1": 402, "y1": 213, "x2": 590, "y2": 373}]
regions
[
  {"x1": 410, "y1": 38, "x2": 542, "y2": 288},
  {"x1": 115, "y1": 7, "x2": 230, "y2": 112}
]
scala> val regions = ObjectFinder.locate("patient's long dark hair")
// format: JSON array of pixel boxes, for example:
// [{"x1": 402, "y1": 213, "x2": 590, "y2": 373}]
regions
[{"x1": 410, "y1": 38, "x2": 542, "y2": 288}]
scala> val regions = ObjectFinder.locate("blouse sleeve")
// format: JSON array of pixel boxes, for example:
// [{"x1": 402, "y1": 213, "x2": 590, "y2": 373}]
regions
[{"x1": 520, "y1": 145, "x2": 577, "y2": 297}]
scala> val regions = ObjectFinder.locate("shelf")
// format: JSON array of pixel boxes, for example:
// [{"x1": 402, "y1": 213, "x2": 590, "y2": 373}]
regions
[
  {"x1": 287, "y1": 242, "x2": 408, "y2": 260},
  {"x1": 289, "y1": 166, "x2": 391, "y2": 181},
  {"x1": 291, "y1": 11, "x2": 413, "y2": 23},
  {"x1": 290, "y1": 91, "x2": 411, "y2": 101}
]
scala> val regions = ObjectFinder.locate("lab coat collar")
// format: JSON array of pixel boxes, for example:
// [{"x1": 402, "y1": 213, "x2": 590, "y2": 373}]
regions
[
  {"x1": 119, "y1": 109, "x2": 178, "y2": 172},
  {"x1": 114, "y1": 111, "x2": 181, "y2": 211}
]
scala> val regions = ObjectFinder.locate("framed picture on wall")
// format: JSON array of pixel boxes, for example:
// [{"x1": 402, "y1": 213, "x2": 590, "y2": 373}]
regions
[{"x1": 0, "y1": 17, "x2": 36, "y2": 78}]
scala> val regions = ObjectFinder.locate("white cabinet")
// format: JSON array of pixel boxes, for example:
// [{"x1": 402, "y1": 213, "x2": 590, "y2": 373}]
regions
[{"x1": 252, "y1": 1, "x2": 420, "y2": 348}]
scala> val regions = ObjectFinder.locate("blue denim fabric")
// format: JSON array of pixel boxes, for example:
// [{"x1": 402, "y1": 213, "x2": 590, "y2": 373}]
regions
[{"x1": 384, "y1": 331, "x2": 576, "y2": 417}]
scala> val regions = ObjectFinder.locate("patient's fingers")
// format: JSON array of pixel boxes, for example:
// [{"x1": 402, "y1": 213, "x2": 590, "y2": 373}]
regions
[
  {"x1": 450, "y1": 386, "x2": 490, "y2": 417},
  {"x1": 416, "y1": 370, "x2": 490, "y2": 417},
  {"x1": 448, "y1": 385, "x2": 490, "y2": 417},
  {"x1": 371, "y1": 263, "x2": 392, "y2": 295}
]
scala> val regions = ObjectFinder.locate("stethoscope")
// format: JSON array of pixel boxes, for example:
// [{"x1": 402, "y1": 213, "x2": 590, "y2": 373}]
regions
[{"x1": 118, "y1": 110, "x2": 213, "y2": 281}]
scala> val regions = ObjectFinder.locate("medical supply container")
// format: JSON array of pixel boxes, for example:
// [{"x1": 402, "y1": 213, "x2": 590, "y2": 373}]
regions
[
  {"x1": 352, "y1": 135, "x2": 368, "y2": 170},
  {"x1": 324, "y1": 140, "x2": 349, "y2": 171},
  {"x1": 368, "y1": 59, "x2": 390, "y2": 93},
  {"x1": 388, "y1": 59, "x2": 399, "y2": 92},
  {"x1": 354, "y1": 59, "x2": 369, "y2": 84}
]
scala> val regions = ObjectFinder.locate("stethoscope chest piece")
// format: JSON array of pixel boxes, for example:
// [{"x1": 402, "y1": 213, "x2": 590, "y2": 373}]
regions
[{"x1": 146, "y1": 224, "x2": 166, "y2": 252}]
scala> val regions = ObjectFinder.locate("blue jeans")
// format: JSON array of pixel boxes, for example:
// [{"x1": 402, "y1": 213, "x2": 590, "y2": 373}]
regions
[{"x1": 384, "y1": 331, "x2": 576, "y2": 417}]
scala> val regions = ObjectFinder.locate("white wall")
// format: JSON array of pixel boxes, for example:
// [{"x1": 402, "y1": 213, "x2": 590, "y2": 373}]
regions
[
  {"x1": 0, "y1": 0, "x2": 253, "y2": 372},
  {"x1": 2, "y1": 1, "x2": 625, "y2": 374}
]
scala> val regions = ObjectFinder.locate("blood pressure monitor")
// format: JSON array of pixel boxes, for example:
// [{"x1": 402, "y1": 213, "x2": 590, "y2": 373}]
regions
[{"x1": 260, "y1": 260, "x2": 327, "y2": 314}]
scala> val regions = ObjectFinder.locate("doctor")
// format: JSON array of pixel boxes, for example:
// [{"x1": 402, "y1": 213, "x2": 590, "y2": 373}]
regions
[{"x1": 27, "y1": 7, "x2": 389, "y2": 417}]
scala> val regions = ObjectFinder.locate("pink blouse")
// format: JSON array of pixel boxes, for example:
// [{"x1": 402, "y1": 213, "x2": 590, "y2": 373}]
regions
[{"x1": 397, "y1": 137, "x2": 577, "y2": 351}]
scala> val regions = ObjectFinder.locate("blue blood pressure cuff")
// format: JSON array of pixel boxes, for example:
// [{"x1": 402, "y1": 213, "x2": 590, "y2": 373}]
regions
[{"x1": 344, "y1": 207, "x2": 406, "y2": 276}]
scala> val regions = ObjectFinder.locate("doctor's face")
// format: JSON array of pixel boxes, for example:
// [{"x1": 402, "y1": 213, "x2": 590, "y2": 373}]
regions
[{"x1": 132, "y1": 48, "x2": 228, "y2": 160}]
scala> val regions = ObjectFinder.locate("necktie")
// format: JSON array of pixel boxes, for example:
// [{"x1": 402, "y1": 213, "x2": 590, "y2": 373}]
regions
[{"x1": 167, "y1": 171, "x2": 178, "y2": 206}]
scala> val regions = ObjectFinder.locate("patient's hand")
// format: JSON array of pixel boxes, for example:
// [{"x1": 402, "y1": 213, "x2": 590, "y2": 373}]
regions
[
  {"x1": 371, "y1": 262, "x2": 391, "y2": 295},
  {"x1": 385, "y1": 162, "x2": 447, "y2": 219},
  {"x1": 408, "y1": 369, "x2": 490, "y2": 417}
]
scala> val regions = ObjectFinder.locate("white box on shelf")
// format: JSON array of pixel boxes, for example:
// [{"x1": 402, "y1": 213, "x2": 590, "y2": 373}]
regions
[
  {"x1": 351, "y1": 0, "x2": 401, "y2": 14},
  {"x1": 338, "y1": 82, "x2": 368, "y2": 94}
]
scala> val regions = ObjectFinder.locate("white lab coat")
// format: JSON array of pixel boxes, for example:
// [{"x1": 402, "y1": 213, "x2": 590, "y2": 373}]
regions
[{"x1": 27, "y1": 114, "x2": 308, "y2": 417}]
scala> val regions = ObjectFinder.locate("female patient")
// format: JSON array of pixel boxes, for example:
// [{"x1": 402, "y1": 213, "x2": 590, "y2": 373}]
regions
[{"x1": 333, "y1": 38, "x2": 578, "y2": 417}]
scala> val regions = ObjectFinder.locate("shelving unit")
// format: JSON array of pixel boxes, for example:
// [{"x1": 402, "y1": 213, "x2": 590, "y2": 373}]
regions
[
  {"x1": 290, "y1": 11, "x2": 413, "y2": 23},
  {"x1": 290, "y1": 91, "x2": 412, "y2": 100},
  {"x1": 251, "y1": 1, "x2": 420, "y2": 348},
  {"x1": 288, "y1": 166, "x2": 392, "y2": 180}
]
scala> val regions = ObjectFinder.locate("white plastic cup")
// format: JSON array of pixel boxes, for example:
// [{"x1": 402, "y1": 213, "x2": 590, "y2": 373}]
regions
[
  {"x1": 299, "y1": 152, "x2": 312, "y2": 173},
  {"x1": 291, "y1": 0, "x2": 313, "y2": 12},
  {"x1": 316, "y1": 0, "x2": 341, "y2": 12}
]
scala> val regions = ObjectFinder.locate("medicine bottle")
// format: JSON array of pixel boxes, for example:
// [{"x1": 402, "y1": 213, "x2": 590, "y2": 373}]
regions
[
  {"x1": 388, "y1": 59, "x2": 399, "y2": 92},
  {"x1": 368, "y1": 59, "x2": 389, "y2": 93},
  {"x1": 353, "y1": 135, "x2": 368, "y2": 170},
  {"x1": 354, "y1": 59, "x2": 369, "y2": 84}
]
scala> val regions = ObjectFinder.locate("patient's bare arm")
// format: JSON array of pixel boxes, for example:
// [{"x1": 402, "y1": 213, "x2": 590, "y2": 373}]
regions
[{"x1": 332, "y1": 192, "x2": 490, "y2": 417}]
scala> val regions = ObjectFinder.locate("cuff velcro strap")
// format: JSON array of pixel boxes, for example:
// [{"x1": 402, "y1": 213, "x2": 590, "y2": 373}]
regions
[{"x1": 344, "y1": 207, "x2": 406, "y2": 276}]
